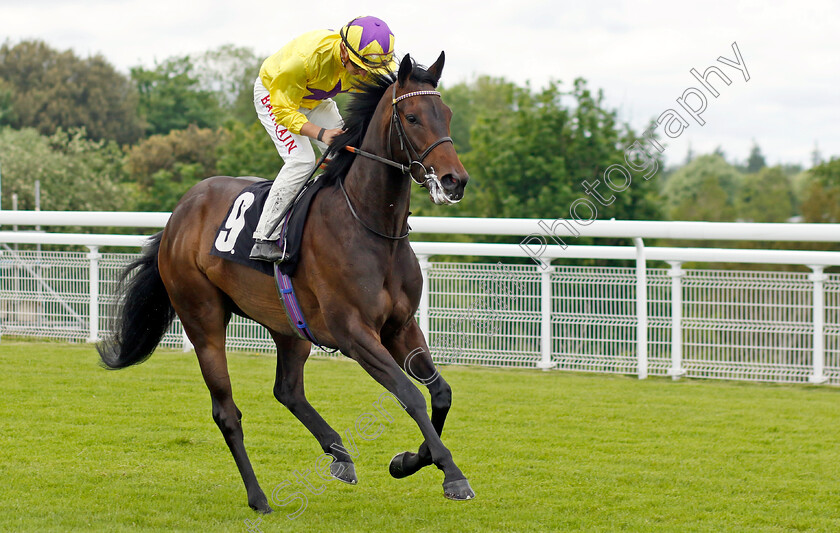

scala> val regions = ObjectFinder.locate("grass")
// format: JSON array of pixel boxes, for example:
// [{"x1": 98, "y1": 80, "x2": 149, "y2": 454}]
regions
[{"x1": 1, "y1": 340, "x2": 840, "y2": 532}]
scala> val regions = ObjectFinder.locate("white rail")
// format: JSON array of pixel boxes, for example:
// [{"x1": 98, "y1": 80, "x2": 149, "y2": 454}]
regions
[
  {"x1": 2, "y1": 212, "x2": 840, "y2": 385},
  {"x1": 4, "y1": 211, "x2": 840, "y2": 242}
]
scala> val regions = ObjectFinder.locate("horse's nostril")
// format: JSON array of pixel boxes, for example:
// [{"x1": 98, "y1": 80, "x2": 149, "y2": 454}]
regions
[{"x1": 440, "y1": 174, "x2": 458, "y2": 191}]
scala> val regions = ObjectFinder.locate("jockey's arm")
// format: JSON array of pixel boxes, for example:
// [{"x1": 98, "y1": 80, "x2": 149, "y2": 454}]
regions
[
  {"x1": 263, "y1": 54, "x2": 344, "y2": 146},
  {"x1": 299, "y1": 122, "x2": 344, "y2": 146}
]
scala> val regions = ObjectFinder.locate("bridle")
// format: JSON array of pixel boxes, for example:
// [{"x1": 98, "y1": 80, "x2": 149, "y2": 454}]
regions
[
  {"x1": 345, "y1": 85, "x2": 459, "y2": 205},
  {"x1": 339, "y1": 84, "x2": 460, "y2": 239}
]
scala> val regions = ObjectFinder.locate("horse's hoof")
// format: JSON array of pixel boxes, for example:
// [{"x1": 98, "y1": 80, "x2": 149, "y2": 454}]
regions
[
  {"x1": 389, "y1": 452, "x2": 412, "y2": 479},
  {"x1": 443, "y1": 478, "x2": 475, "y2": 501},
  {"x1": 249, "y1": 498, "x2": 273, "y2": 514},
  {"x1": 331, "y1": 461, "x2": 358, "y2": 484}
]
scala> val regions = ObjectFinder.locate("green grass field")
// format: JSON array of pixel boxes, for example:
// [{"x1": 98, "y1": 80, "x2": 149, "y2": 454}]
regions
[{"x1": 2, "y1": 340, "x2": 840, "y2": 532}]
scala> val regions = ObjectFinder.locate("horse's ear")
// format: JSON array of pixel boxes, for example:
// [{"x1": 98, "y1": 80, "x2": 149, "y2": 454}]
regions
[
  {"x1": 427, "y1": 51, "x2": 445, "y2": 84},
  {"x1": 397, "y1": 54, "x2": 413, "y2": 87}
]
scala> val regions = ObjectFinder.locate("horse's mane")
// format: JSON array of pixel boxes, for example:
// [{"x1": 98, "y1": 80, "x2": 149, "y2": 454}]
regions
[{"x1": 320, "y1": 59, "x2": 439, "y2": 185}]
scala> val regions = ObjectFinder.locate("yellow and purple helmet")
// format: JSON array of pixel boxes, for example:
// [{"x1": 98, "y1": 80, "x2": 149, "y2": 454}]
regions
[{"x1": 339, "y1": 16, "x2": 396, "y2": 75}]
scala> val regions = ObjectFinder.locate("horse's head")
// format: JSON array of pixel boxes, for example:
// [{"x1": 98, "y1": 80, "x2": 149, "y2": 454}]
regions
[{"x1": 390, "y1": 52, "x2": 469, "y2": 205}]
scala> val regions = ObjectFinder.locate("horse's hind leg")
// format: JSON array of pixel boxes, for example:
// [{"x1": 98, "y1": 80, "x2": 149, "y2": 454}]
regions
[
  {"x1": 269, "y1": 332, "x2": 358, "y2": 484},
  {"x1": 384, "y1": 321, "x2": 451, "y2": 479},
  {"x1": 166, "y1": 274, "x2": 271, "y2": 513}
]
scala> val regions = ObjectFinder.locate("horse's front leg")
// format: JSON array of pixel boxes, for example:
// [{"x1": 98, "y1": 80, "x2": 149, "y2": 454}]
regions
[
  {"x1": 383, "y1": 320, "x2": 451, "y2": 480},
  {"x1": 338, "y1": 319, "x2": 474, "y2": 500}
]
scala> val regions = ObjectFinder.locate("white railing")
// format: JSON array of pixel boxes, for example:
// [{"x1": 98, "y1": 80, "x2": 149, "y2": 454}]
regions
[{"x1": 3, "y1": 211, "x2": 840, "y2": 386}]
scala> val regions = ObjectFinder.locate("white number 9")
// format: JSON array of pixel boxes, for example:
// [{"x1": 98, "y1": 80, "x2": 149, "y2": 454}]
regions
[{"x1": 214, "y1": 192, "x2": 256, "y2": 253}]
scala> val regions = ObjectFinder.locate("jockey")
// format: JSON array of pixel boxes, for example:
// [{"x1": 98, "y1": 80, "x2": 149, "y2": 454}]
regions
[{"x1": 250, "y1": 16, "x2": 397, "y2": 262}]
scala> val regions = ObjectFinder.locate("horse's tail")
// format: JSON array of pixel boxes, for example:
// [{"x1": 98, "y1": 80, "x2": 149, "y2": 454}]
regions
[{"x1": 97, "y1": 232, "x2": 176, "y2": 369}]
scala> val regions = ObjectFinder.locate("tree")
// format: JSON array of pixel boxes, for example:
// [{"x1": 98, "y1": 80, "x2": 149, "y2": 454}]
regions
[
  {"x1": 737, "y1": 166, "x2": 792, "y2": 222},
  {"x1": 800, "y1": 158, "x2": 840, "y2": 223},
  {"x1": 662, "y1": 154, "x2": 743, "y2": 221},
  {"x1": 190, "y1": 44, "x2": 262, "y2": 124},
  {"x1": 672, "y1": 174, "x2": 734, "y2": 221},
  {"x1": 0, "y1": 127, "x2": 129, "y2": 211},
  {"x1": 0, "y1": 40, "x2": 142, "y2": 144},
  {"x1": 125, "y1": 125, "x2": 229, "y2": 210},
  {"x1": 790, "y1": 169, "x2": 811, "y2": 215},
  {"x1": 439, "y1": 76, "x2": 516, "y2": 153},
  {"x1": 746, "y1": 141, "x2": 766, "y2": 173},
  {"x1": 131, "y1": 56, "x2": 223, "y2": 136},
  {"x1": 412, "y1": 77, "x2": 661, "y2": 227},
  {"x1": 0, "y1": 79, "x2": 16, "y2": 126},
  {"x1": 450, "y1": 80, "x2": 573, "y2": 220},
  {"x1": 216, "y1": 120, "x2": 281, "y2": 179}
]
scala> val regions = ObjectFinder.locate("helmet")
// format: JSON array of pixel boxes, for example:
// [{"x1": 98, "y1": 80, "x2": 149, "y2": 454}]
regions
[{"x1": 339, "y1": 16, "x2": 396, "y2": 75}]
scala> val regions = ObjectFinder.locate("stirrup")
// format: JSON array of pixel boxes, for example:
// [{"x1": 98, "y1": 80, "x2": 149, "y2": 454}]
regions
[{"x1": 249, "y1": 240, "x2": 287, "y2": 263}]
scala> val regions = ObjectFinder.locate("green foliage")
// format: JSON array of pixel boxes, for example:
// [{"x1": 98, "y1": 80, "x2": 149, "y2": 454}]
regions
[
  {"x1": 125, "y1": 125, "x2": 229, "y2": 210},
  {"x1": 0, "y1": 40, "x2": 142, "y2": 144},
  {"x1": 737, "y1": 166, "x2": 793, "y2": 222},
  {"x1": 453, "y1": 82, "x2": 566, "y2": 219},
  {"x1": 745, "y1": 142, "x2": 767, "y2": 173},
  {"x1": 0, "y1": 78, "x2": 16, "y2": 125},
  {"x1": 790, "y1": 169, "x2": 811, "y2": 214},
  {"x1": 191, "y1": 44, "x2": 262, "y2": 124},
  {"x1": 215, "y1": 120, "x2": 280, "y2": 179},
  {"x1": 423, "y1": 78, "x2": 660, "y2": 225},
  {"x1": 132, "y1": 164, "x2": 203, "y2": 212},
  {"x1": 0, "y1": 126, "x2": 129, "y2": 211},
  {"x1": 662, "y1": 154, "x2": 743, "y2": 221},
  {"x1": 800, "y1": 158, "x2": 840, "y2": 223},
  {"x1": 439, "y1": 76, "x2": 516, "y2": 153},
  {"x1": 131, "y1": 56, "x2": 223, "y2": 136}
]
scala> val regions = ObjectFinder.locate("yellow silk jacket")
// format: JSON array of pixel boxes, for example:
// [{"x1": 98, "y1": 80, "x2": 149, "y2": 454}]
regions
[{"x1": 259, "y1": 30, "x2": 362, "y2": 134}]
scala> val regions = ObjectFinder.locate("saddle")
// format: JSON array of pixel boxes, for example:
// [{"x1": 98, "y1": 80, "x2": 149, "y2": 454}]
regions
[{"x1": 210, "y1": 175, "x2": 331, "y2": 277}]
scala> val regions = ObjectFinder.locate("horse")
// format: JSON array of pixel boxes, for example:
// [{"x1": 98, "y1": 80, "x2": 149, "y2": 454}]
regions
[{"x1": 98, "y1": 52, "x2": 474, "y2": 513}]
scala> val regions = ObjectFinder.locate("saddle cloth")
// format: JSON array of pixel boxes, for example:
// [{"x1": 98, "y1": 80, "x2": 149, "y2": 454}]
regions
[{"x1": 210, "y1": 176, "x2": 331, "y2": 277}]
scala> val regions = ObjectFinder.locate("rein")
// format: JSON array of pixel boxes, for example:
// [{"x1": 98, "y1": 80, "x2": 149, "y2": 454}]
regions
[
  {"x1": 338, "y1": 177, "x2": 410, "y2": 240},
  {"x1": 339, "y1": 86, "x2": 455, "y2": 240}
]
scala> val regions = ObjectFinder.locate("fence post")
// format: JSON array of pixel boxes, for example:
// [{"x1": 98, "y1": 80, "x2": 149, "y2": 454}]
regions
[
  {"x1": 634, "y1": 238, "x2": 648, "y2": 379},
  {"x1": 537, "y1": 259, "x2": 556, "y2": 370},
  {"x1": 808, "y1": 265, "x2": 828, "y2": 384},
  {"x1": 417, "y1": 255, "x2": 431, "y2": 339},
  {"x1": 87, "y1": 246, "x2": 100, "y2": 343},
  {"x1": 667, "y1": 261, "x2": 686, "y2": 379}
]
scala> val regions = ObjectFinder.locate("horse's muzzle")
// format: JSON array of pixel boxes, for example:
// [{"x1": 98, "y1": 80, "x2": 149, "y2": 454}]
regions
[{"x1": 430, "y1": 173, "x2": 466, "y2": 205}]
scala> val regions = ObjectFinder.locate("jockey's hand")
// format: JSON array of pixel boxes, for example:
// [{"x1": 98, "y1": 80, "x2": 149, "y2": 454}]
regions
[{"x1": 321, "y1": 128, "x2": 345, "y2": 146}]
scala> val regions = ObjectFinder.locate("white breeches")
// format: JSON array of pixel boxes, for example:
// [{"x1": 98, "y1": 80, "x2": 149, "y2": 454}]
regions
[{"x1": 252, "y1": 77, "x2": 343, "y2": 241}]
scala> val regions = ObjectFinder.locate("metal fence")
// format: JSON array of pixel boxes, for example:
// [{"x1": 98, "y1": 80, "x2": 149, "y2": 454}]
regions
[{"x1": 3, "y1": 244, "x2": 840, "y2": 386}]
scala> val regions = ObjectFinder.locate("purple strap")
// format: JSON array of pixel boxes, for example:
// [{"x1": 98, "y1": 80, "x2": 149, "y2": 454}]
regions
[
  {"x1": 274, "y1": 264, "x2": 321, "y2": 345},
  {"x1": 272, "y1": 210, "x2": 335, "y2": 351}
]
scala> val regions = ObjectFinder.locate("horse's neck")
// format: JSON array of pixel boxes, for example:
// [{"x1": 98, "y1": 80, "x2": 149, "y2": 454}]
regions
[
  {"x1": 343, "y1": 158, "x2": 412, "y2": 238},
  {"x1": 342, "y1": 117, "x2": 412, "y2": 239}
]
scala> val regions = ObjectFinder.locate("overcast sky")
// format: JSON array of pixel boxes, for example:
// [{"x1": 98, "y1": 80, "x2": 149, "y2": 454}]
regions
[{"x1": 2, "y1": 0, "x2": 838, "y2": 168}]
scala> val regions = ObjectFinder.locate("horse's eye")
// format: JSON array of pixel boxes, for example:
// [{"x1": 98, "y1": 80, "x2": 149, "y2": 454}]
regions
[{"x1": 406, "y1": 114, "x2": 418, "y2": 124}]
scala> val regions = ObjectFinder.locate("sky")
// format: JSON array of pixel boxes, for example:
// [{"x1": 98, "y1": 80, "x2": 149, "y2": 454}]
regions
[{"x1": 1, "y1": 0, "x2": 838, "y2": 168}]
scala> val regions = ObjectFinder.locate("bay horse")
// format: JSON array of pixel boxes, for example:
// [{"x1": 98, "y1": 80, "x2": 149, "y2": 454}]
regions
[{"x1": 98, "y1": 52, "x2": 474, "y2": 513}]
